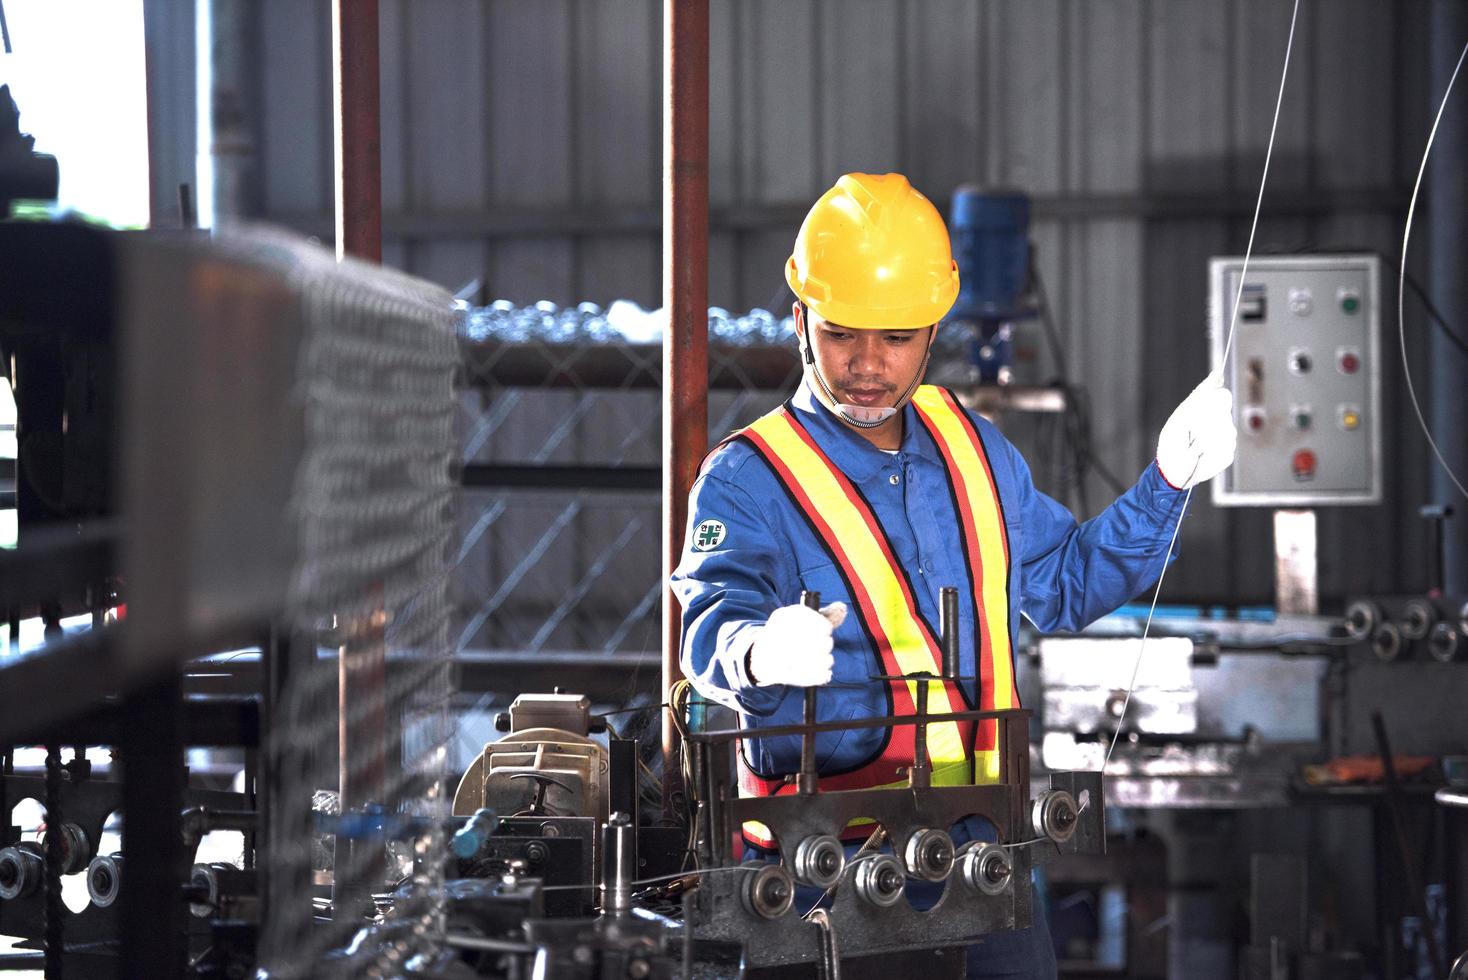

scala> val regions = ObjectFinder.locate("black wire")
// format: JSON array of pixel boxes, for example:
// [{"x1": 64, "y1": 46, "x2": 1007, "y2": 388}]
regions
[
  {"x1": 1403, "y1": 271, "x2": 1468, "y2": 360},
  {"x1": 1278, "y1": 243, "x2": 1468, "y2": 359},
  {"x1": 1029, "y1": 264, "x2": 1128, "y2": 504},
  {"x1": 0, "y1": 0, "x2": 11, "y2": 55}
]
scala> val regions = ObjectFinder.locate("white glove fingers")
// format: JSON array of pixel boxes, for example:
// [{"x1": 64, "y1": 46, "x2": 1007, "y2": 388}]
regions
[{"x1": 818, "y1": 601, "x2": 848, "y2": 629}]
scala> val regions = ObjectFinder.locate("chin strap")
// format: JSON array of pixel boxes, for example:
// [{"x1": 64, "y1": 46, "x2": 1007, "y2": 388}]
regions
[{"x1": 800, "y1": 305, "x2": 931, "y2": 430}]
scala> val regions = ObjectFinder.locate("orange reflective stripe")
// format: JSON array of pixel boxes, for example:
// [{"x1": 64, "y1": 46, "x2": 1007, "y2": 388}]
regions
[
  {"x1": 744, "y1": 410, "x2": 968, "y2": 767},
  {"x1": 730, "y1": 387, "x2": 1019, "y2": 823},
  {"x1": 910, "y1": 387, "x2": 1017, "y2": 780}
]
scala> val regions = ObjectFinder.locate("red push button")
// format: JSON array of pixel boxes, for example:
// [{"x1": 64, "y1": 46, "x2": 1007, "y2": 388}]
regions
[
  {"x1": 1339, "y1": 350, "x2": 1360, "y2": 374},
  {"x1": 1292, "y1": 449, "x2": 1317, "y2": 480}
]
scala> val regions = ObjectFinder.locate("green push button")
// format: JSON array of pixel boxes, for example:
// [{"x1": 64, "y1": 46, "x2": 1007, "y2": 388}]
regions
[{"x1": 1342, "y1": 294, "x2": 1360, "y2": 314}]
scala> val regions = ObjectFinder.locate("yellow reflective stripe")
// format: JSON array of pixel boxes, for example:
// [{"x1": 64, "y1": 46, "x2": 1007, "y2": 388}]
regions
[
  {"x1": 909, "y1": 388, "x2": 1015, "y2": 711},
  {"x1": 748, "y1": 414, "x2": 967, "y2": 766},
  {"x1": 734, "y1": 757, "x2": 986, "y2": 845}
]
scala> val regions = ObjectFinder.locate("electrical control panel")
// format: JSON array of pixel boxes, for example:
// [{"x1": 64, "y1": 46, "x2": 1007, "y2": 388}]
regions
[{"x1": 1209, "y1": 254, "x2": 1382, "y2": 507}]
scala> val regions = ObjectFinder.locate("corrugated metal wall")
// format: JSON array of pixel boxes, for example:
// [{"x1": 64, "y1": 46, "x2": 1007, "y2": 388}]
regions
[{"x1": 255, "y1": 0, "x2": 1435, "y2": 612}]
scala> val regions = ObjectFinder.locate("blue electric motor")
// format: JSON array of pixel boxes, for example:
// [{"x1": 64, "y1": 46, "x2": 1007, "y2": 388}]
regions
[
  {"x1": 948, "y1": 188, "x2": 1034, "y2": 383},
  {"x1": 949, "y1": 187, "x2": 1031, "y2": 321}
]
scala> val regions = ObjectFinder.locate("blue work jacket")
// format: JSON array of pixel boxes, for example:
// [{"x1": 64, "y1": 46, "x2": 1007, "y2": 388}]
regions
[{"x1": 671, "y1": 379, "x2": 1187, "y2": 786}]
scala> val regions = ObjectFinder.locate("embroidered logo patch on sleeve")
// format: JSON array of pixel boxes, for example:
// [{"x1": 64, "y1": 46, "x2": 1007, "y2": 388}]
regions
[{"x1": 693, "y1": 519, "x2": 727, "y2": 551}]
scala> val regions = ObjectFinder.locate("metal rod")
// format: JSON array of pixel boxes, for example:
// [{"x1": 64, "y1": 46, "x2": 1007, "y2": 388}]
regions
[
  {"x1": 120, "y1": 673, "x2": 185, "y2": 978},
  {"x1": 207, "y1": 0, "x2": 262, "y2": 224},
  {"x1": 602, "y1": 812, "x2": 636, "y2": 914},
  {"x1": 331, "y1": 0, "x2": 382, "y2": 263},
  {"x1": 177, "y1": 183, "x2": 195, "y2": 230},
  {"x1": 690, "y1": 707, "x2": 1032, "y2": 743},
  {"x1": 702, "y1": 741, "x2": 724, "y2": 866},
  {"x1": 909, "y1": 679, "x2": 931, "y2": 790},
  {"x1": 798, "y1": 591, "x2": 821, "y2": 795},
  {"x1": 43, "y1": 744, "x2": 60, "y2": 979},
  {"x1": 336, "y1": 597, "x2": 386, "y2": 921},
  {"x1": 939, "y1": 587, "x2": 960, "y2": 679},
  {"x1": 1371, "y1": 712, "x2": 1446, "y2": 978},
  {"x1": 661, "y1": 0, "x2": 709, "y2": 815}
]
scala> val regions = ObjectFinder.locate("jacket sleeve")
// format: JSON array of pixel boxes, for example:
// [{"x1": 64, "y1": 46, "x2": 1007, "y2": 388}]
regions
[
  {"x1": 669, "y1": 466, "x2": 796, "y2": 717},
  {"x1": 1010, "y1": 443, "x2": 1189, "y2": 633}
]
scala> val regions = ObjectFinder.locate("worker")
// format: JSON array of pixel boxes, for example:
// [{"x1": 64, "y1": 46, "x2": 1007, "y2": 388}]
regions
[{"x1": 671, "y1": 173, "x2": 1236, "y2": 978}]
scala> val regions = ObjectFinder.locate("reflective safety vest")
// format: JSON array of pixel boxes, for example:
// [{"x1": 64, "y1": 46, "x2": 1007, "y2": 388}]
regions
[{"x1": 728, "y1": 386, "x2": 1019, "y2": 847}]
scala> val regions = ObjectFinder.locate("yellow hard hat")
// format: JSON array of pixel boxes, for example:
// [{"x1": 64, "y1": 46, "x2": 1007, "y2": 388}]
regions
[{"x1": 786, "y1": 173, "x2": 960, "y2": 329}]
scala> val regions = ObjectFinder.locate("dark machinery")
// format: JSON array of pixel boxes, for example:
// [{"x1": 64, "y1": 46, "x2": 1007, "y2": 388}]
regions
[{"x1": 434, "y1": 597, "x2": 1106, "y2": 977}]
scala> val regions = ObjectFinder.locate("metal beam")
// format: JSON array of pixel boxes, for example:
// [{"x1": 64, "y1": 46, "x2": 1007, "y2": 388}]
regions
[
  {"x1": 267, "y1": 188, "x2": 1408, "y2": 243},
  {"x1": 661, "y1": 0, "x2": 709, "y2": 813},
  {"x1": 331, "y1": 0, "x2": 382, "y2": 263},
  {"x1": 460, "y1": 464, "x2": 660, "y2": 492}
]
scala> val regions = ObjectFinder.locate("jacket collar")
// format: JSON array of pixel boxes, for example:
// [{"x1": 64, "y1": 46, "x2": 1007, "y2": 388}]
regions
[{"x1": 787, "y1": 377, "x2": 942, "y2": 480}]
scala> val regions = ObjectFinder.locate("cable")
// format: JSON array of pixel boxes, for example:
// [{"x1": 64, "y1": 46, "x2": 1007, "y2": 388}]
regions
[
  {"x1": 1105, "y1": 0, "x2": 1300, "y2": 770},
  {"x1": 802, "y1": 827, "x2": 887, "y2": 920},
  {"x1": 1398, "y1": 38, "x2": 1468, "y2": 503},
  {"x1": 1030, "y1": 264, "x2": 1127, "y2": 507},
  {"x1": 1001, "y1": 799, "x2": 1091, "y2": 851},
  {"x1": 535, "y1": 864, "x2": 762, "y2": 893},
  {"x1": 1278, "y1": 243, "x2": 1468, "y2": 359},
  {"x1": 1403, "y1": 270, "x2": 1468, "y2": 361}
]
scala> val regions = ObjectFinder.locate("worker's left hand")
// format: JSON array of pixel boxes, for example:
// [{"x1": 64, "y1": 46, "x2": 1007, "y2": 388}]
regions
[{"x1": 1155, "y1": 373, "x2": 1237, "y2": 490}]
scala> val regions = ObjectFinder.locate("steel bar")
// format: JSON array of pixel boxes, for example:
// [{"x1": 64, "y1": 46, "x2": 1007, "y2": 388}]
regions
[
  {"x1": 207, "y1": 0, "x2": 262, "y2": 223},
  {"x1": 460, "y1": 463, "x2": 660, "y2": 492},
  {"x1": 690, "y1": 707, "x2": 1032, "y2": 744},
  {"x1": 336, "y1": 596, "x2": 387, "y2": 920},
  {"x1": 1371, "y1": 712, "x2": 1446, "y2": 978},
  {"x1": 0, "y1": 627, "x2": 116, "y2": 746},
  {"x1": 798, "y1": 591, "x2": 821, "y2": 795},
  {"x1": 331, "y1": 0, "x2": 382, "y2": 262},
  {"x1": 273, "y1": 188, "x2": 1409, "y2": 242},
  {"x1": 1428, "y1": 4, "x2": 1468, "y2": 594},
  {"x1": 457, "y1": 338, "x2": 798, "y2": 391},
  {"x1": 0, "y1": 522, "x2": 117, "y2": 611},
  {"x1": 909, "y1": 678, "x2": 931, "y2": 790},
  {"x1": 120, "y1": 673, "x2": 186, "y2": 979},
  {"x1": 939, "y1": 587, "x2": 960, "y2": 679},
  {"x1": 42, "y1": 745, "x2": 60, "y2": 979},
  {"x1": 661, "y1": 0, "x2": 709, "y2": 813}
]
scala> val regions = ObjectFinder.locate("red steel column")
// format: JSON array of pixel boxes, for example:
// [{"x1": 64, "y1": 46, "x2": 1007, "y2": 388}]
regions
[
  {"x1": 330, "y1": 0, "x2": 385, "y2": 915},
  {"x1": 662, "y1": 0, "x2": 709, "y2": 808},
  {"x1": 332, "y1": 0, "x2": 382, "y2": 263}
]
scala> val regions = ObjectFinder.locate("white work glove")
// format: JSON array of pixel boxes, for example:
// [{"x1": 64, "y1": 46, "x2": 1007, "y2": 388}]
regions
[
  {"x1": 745, "y1": 602, "x2": 848, "y2": 687},
  {"x1": 1155, "y1": 373, "x2": 1238, "y2": 490}
]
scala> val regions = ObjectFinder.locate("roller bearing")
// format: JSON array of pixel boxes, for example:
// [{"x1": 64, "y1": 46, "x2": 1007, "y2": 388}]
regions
[
  {"x1": 903, "y1": 828, "x2": 955, "y2": 882},
  {"x1": 957, "y1": 842, "x2": 1013, "y2": 897},
  {"x1": 1032, "y1": 789, "x2": 1079, "y2": 844},
  {"x1": 1402, "y1": 598, "x2": 1437, "y2": 641},
  {"x1": 0, "y1": 845, "x2": 42, "y2": 901},
  {"x1": 1372, "y1": 622, "x2": 1405, "y2": 662},
  {"x1": 1429, "y1": 622, "x2": 1461, "y2": 663},
  {"x1": 792, "y1": 834, "x2": 845, "y2": 889},
  {"x1": 853, "y1": 853, "x2": 906, "y2": 908},
  {"x1": 87, "y1": 853, "x2": 123, "y2": 908},
  {"x1": 1344, "y1": 599, "x2": 1380, "y2": 641},
  {"x1": 741, "y1": 864, "x2": 794, "y2": 920}
]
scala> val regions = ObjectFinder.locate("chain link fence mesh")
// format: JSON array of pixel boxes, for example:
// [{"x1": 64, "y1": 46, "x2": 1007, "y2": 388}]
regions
[
  {"x1": 228, "y1": 230, "x2": 459, "y2": 978},
  {"x1": 454, "y1": 302, "x2": 807, "y2": 665}
]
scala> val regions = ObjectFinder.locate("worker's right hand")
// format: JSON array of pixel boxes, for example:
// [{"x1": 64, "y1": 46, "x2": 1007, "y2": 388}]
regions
[{"x1": 745, "y1": 602, "x2": 848, "y2": 687}]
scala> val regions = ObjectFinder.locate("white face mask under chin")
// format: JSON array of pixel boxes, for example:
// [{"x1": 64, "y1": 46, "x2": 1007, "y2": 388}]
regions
[{"x1": 830, "y1": 402, "x2": 898, "y2": 426}]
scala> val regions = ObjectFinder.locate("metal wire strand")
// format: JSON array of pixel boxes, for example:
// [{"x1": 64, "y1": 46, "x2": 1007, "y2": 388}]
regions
[
  {"x1": 1105, "y1": 0, "x2": 1300, "y2": 771},
  {"x1": 1397, "y1": 38, "x2": 1468, "y2": 503}
]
